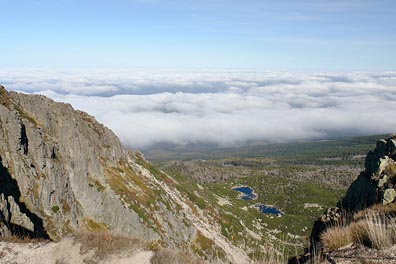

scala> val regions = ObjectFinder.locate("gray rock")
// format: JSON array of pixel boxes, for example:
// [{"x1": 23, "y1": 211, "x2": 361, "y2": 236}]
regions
[
  {"x1": 382, "y1": 188, "x2": 396, "y2": 204},
  {"x1": 308, "y1": 136, "x2": 396, "y2": 260},
  {"x1": 8, "y1": 196, "x2": 35, "y2": 232},
  {"x1": 0, "y1": 86, "x2": 195, "y2": 244},
  {"x1": 0, "y1": 194, "x2": 10, "y2": 222},
  {"x1": 377, "y1": 173, "x2": 389, "y2": 188},
  {"x1": 344, "y1": 137, "x2": 396, "y2": 211}
]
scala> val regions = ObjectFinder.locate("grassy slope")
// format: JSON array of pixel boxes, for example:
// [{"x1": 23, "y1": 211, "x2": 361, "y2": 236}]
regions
[
  {"x1": 146, "y1": 134, "x2": 387, "y2": 256},
  {"x1": 162, "y1": 164, "x2": 343, "y2": 258}
]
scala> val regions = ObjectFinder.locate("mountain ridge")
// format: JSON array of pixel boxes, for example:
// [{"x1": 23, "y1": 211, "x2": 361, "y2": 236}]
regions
[{"x1": 0, "y1": 85, "x2": 251, "y2": 263}]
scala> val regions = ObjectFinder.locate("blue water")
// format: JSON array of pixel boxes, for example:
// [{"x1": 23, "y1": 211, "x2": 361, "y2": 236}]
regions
[
  {"x1": 232, "y1": 186, "x2": 283, "y2": 216},
  {"x1": 255, "y1": 204, "x2": 283, "y2": 216},
  {"x1": 232, "y1": 186, "x2": 257, "y2": 200}
]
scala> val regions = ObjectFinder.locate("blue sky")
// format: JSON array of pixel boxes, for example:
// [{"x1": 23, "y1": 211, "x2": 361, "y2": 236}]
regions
[{"x1": 1, "y1": 0, "x2": 395, "y2": 71}]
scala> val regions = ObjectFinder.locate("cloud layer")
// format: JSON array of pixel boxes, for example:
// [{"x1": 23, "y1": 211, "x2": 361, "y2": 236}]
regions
[{"x1": 1, "y1": 69, "x2": 396, "y2": 149}]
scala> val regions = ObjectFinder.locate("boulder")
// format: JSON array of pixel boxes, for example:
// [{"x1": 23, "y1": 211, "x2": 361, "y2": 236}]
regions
[{"x1": 382, "y1": 188, "x2": 396, "y2": 205}]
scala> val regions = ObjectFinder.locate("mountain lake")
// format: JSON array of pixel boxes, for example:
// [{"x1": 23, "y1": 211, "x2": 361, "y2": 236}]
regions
[{"x1": 232, "y1": 186, "x2": 283, "y2": 216}]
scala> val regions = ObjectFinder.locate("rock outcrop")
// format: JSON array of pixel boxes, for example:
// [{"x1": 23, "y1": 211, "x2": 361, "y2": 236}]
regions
[
  {"x1": 342, "y1": 136, "x2": 396, "y2": 210},
  {"x1": 310, "y1": 136, "x2": 396, "y2": 243},
  {"x1": 297, "y1": 136, "x2": 396, "y2": 263},
  {"x1": 0, "y1": 85, "x2": 252, "y2": 263},
  {"x1": 0, "y1": 85, "x2": 156, "y2": 240},
  {"x1": 0, "y1": 87, "x2": 207, "y2": 249}
]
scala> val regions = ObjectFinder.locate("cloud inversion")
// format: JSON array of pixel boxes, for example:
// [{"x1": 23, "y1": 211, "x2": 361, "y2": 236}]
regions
[{"x1": 1, "y1": 69, "x2": 396, "y2": 149}]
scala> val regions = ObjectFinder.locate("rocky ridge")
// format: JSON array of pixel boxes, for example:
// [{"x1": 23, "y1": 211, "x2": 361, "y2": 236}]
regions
[
  {"x1": 343, "y1": 136, "x2": 396, "y2": 210},
  {"x1": 0, "y1": 85, "x2": 250, "y2": 263},
  {"x1": 295, "y1": 136, "x2": 396, "y2": 263}
]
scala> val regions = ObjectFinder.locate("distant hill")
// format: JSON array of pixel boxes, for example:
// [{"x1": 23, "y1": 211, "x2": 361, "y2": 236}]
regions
[{"x1": 143, "y1": 134, "x2": 390, "y2": 162}]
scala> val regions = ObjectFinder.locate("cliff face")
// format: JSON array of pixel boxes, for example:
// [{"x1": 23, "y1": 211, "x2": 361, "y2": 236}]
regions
[
  {"x1": 0, "y1": 85, "x2": 251, "y2": 263},
  {"x1": 0, "y1": 85, "x2": 159, "y2": 240},
  {"x1": 0, "y1": 85, "x2": 185, "y2": 237}
]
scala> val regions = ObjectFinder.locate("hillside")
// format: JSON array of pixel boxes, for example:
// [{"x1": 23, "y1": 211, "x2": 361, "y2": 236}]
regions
[
  {"x1": 2, "y1": 84, "x2": 395, "y2": 263},
  {"x1": 0, "y1": 85, "x2": 258, "y2": 263},
  {"x1": 143, "y1": 135, "x2": 386, "y2": 163}
]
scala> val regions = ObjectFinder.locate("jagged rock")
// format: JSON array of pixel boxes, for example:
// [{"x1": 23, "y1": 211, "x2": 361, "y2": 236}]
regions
[
  {"x1": 0, "y1": 194, "x2": 35, "y2": 236},
  {"x1": 0, "y1": 194, "x2": 10, "y2": 222},
  {"x1": 382, "y1": 188, "x2": 396, "y2": 204},
  {"x1": 378, "y1": 174, "x2": 389, "y2": 188},
  {"x1": 365, "y1": 138, "x2": 396, "y2": 175},
  {"x1": 371, "y1": 156, "x2": 395, "y2": 182},
  {"x1": 298, "y1": 137, "x2": 396, "y2": 264},
  {"x1": 343, "y1": 136, "x2": 396, "y2": 211},
  {"x1": 343, "y1": 172, "x2": 377, "y2": 211},
  {"x1": 0, "y1": 86, "x2": 183, "y2": 240},
  {"x1": 0, "y1": 85, "x2": 249, "y2": 263},
  {"x1": 8, "y1": 196, "x2": 35, "y2": 232}
]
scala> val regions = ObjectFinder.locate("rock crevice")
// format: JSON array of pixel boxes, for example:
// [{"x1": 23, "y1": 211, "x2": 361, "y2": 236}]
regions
[{"x1": 0, "y1": 156, "x2": 48, "y2": 239}]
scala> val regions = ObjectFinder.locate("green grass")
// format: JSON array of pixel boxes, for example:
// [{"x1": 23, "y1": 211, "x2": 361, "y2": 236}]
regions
[
  {"x1": 207, "y1": 174, "x2": 343, "y2": 235},
  {"x1": 145, "y1": 135, "x2": 387, "y2": 258},
  {"x1": 159, "y1": 165, "x2": 340, "y2": 256}
]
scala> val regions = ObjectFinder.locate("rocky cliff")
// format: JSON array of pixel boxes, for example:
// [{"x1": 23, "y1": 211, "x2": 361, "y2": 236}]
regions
[
  {"x1": 342, "y1": 136, "x2": 396, "y2": 210},
  {"x1": 0, "y1": 85, "x2": 249, "y2": 263},
  {"x1": 295, "y1": 136, "x2": 396, "y2": 263},
  {"x1": 310, "y1": 136, "x2": 396, "y2": 236}
]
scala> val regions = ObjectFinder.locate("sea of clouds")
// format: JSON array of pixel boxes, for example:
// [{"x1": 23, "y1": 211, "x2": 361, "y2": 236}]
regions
[{"x1": 1, "y1": 69, "x2": 395, "y2": 149}]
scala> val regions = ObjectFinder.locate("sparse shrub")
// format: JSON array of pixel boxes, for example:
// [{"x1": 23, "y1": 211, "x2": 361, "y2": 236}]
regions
[
  {"x1": 320, "y1": 225, "x2": 352, "y2": 251},
  {"x1": 249, "y1": 242, "x2": 290, "y2": 264},
  {"x1": 0, "y1": 235, "x2": 45, "y2": 243},
  {"x1": 151, "y1": 248, "x2": 203, "y2": 264},
  {"x1": 73, "y1": 231, "x2": 143, "y2": 260},
  {"x1": 354, "y1": 203, "x2": 396, "y2": 219},
  {"x1": 261, "y1": 248, "x2": 288, "y2": 264},
  {"x1": 348, "y1": 220, "x2": 369, "y2": 245},
  {"x1": 322, "y1": 208, "x2": 396, "y2": 252},
  {"x1": 363, "y1": 211, "x2": 396, "y2": 250}
]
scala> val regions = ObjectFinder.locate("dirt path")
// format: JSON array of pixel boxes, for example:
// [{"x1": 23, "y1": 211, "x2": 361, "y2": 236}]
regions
[{"x1": 0, "y1": 239, "x2": 153, "y2": 264}]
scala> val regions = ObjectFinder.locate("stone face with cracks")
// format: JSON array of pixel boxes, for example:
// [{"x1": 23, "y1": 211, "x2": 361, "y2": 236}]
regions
[
  {"x1": 7, "y1": 196, "x2": 35, "y2": 232},
  {"x1": 0, "y1": 86, "x2": 249, "y2": 263},
  {"x1": 0, "y1": 87, "x2": 160, "y2": 240}
]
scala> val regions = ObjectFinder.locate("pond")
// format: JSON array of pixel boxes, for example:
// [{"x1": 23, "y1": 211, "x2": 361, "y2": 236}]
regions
[
  {"x1": 232, "y1": 186, "x2": 257, "y2": 200},
  {"x1": 255, "y1": 203, "x2": 284, "y2": 216},
  {"x1": 232, "y1": 186, "x2": 284, "y2": 216}
]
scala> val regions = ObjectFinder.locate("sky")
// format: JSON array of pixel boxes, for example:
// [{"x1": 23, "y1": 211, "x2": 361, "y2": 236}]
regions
[
  {"x1": 1, "y1": 0, "x2": 395, "y2": 71},
  {"x1": 1, "y1": 1, "x2": 395, "y2": 149}
]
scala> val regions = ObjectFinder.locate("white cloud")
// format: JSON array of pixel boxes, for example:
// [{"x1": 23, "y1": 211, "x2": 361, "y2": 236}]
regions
[{"x1": 1, "y1": 69, "x2": 396, "y2": 149}]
